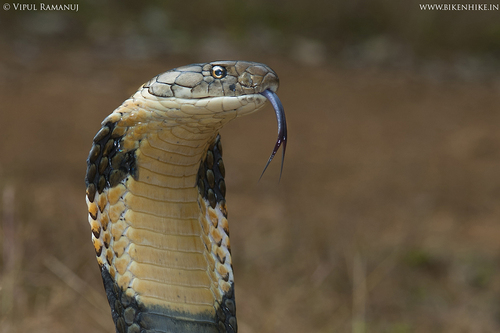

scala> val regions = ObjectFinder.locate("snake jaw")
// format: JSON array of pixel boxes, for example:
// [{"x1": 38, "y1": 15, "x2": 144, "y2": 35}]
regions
[{"x1": 259, "y1": 89, "x2": 287, "y2": 181}]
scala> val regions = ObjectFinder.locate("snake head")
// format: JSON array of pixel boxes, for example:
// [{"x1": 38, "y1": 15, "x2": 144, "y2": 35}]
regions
[
  {"x1": 145, "y1": 60, "x2": 279, "y2": 99},
  {"x1": 143, "y1": 60, "x2": 286, "y2": 180}
]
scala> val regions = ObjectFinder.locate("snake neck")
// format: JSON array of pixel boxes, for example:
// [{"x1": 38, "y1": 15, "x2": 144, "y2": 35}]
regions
[{"x1": 86, "y1": 98, "x2": 237, "y2": 333}]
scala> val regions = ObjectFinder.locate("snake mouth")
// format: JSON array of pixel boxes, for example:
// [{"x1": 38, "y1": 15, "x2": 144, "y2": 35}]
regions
[{"x1": 259, "y1": 89, "x2": 287, "y2": 180}]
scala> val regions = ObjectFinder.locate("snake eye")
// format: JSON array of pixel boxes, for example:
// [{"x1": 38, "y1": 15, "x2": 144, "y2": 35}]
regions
[{"x1": 211, "y1": 66, "x2": 227, "y2": 79}]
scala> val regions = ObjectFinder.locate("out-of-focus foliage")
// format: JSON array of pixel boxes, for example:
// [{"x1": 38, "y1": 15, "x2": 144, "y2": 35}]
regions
[
  {"x1": 2, "y1": 0, "x2": 500, "y2": 66},
  {"x1": 2, "y1": 2, "x2": 500, "y2": 332}
]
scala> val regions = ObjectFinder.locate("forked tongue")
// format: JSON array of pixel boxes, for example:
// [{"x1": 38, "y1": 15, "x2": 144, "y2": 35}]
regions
[{"x1": 259, "y1": 89, "x2": 287, "y2": 181}]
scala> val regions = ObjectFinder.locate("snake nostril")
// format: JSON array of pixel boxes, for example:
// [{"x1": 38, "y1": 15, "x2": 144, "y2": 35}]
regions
[{"x1": 238, "y1": 72, "x2": 253, "y2": 87}]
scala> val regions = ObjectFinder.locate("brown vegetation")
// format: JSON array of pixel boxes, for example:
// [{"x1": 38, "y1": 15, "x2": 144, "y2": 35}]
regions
[{"x1": 1, "y1": 46, "x2": 500, "y2": 332}]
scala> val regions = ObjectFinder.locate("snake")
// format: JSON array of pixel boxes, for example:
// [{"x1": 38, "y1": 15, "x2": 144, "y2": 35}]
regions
[{"x1": 85, "y1": 60, "x2": 286, "y2": 333}]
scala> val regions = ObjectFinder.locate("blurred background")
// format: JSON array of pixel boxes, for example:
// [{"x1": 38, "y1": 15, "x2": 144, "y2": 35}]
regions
[{"x1": 2, "y1": 1, "x2": 500, "y2": 332}]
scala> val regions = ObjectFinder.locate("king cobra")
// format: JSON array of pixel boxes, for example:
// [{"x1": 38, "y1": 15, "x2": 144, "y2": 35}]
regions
[{"x1": 85, "y1": 61, "x2": 286, "y2": 333}]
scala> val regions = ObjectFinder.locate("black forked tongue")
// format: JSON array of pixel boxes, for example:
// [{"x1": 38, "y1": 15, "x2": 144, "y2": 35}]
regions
[{"x1": 259, "y1": 89, "x2": 287, "y2": 181}]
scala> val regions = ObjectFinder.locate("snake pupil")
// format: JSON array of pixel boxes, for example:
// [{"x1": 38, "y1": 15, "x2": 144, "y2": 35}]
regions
[{"x1": 212, "y1": 65, "x2": 227, "y2": 79}]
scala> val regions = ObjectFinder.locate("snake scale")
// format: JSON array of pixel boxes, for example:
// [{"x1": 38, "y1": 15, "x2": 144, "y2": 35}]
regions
[{"x1": 85, "y1": 61, "x2": 286, "y2": 333}]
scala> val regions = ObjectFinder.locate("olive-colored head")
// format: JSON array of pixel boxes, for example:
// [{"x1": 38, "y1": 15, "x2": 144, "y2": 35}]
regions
[
  {"x1": 138, "y1": 60, "x2": 286, "y2": 180},
  {"x1": 144, "y1": 60, "x2": 279, "y2": 99}
]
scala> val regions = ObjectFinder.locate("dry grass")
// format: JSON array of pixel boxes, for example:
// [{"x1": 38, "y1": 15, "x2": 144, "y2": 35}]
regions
[{"x1": 1, "y1": 47, "x2": 500, "y2": 333}]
